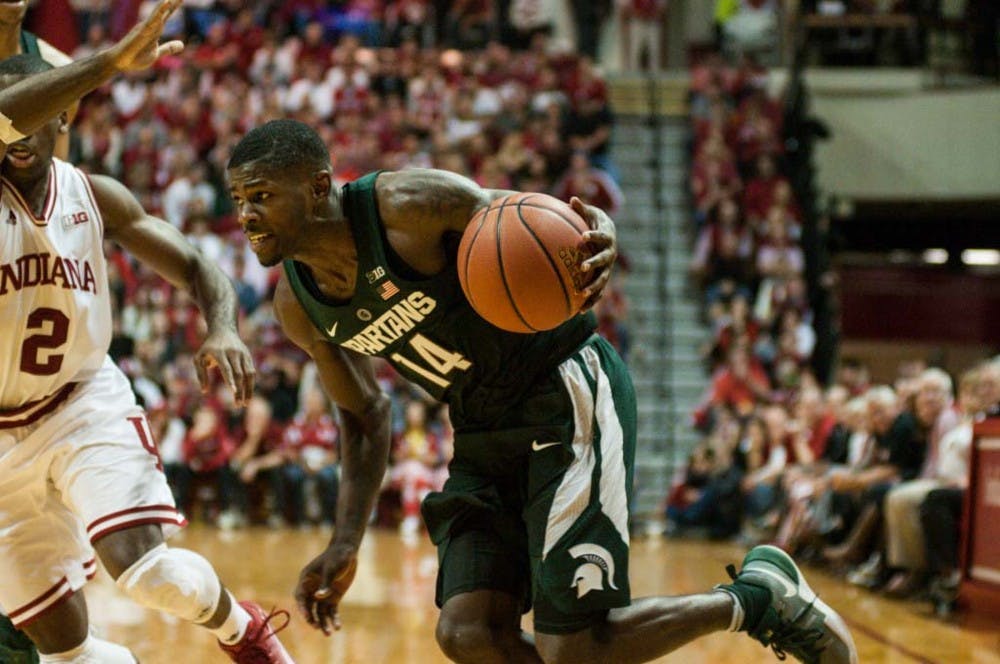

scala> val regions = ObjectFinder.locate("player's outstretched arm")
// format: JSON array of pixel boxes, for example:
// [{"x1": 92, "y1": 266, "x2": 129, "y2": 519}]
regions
[
  {"x1": 0, "y1": 0, "x2": 183, "y2": 147},
  {"x1": 274, "y1": 277, "x2": 392, "y2": 635},
  {"x1": 89, "y1": 174, "x2": 253, "y2": 405}
]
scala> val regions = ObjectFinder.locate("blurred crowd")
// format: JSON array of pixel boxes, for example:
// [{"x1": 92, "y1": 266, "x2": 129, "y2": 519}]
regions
[
  {"x1": 673, "y1": 51, "x2": 1000, "y2": 617},
  {"x1": 31, "y1": 2, "x2": 635, "y2": 535}
]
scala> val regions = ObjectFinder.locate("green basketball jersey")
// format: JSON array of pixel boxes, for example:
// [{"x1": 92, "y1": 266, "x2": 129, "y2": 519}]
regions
[
  {"x1": 283, "y1": 172, "x2": 597, "y2": 428},
  {"x1": 20, "y1": 30, "x2": 41, "y2": 57}
]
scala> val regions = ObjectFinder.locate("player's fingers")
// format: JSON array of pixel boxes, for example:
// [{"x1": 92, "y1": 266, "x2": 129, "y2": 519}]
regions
[
  {"x1": 226, "y1": 350, "x2": 249, "y2": 403},
  {"x1": 154, "y1": 0, "x2": 182, "y2": 23},
  {"x1": 156, "y1": 40, "x2": 185, "y2": 58},
  {"x1": 582, "y1": 247, "x2": 614, "y2": 272},
  {"x1": 239, "y1": 354, "x2": 256, "y2": 405},
  {"x1": 194, "y1": 354, "x2": 210, "y2": 393},
  {"x1": 581, "y1": 270, "x2": 610, "y2": 302},
  {"x1": 314, "y1": 601, "x2": 333, "y2": 636},
  {"x1": 216, "y1": 355, "x2": 237, "y2": 395},
  {"x1": 295, "y1": 590, "x2": 315, "y2": 627},
  {"x1": 581, "y1": 229, "x2": 612, "y2": 247}
]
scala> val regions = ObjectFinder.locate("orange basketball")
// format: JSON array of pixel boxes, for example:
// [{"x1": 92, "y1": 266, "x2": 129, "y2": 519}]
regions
[{"x1": 458, "y1": 193, "x2": 593, "y2": 333}]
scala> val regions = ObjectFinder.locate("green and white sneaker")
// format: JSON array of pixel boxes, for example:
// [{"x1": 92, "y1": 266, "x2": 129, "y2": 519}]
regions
[
  {"x1": 0, "y1": 614, "x2": 38, "y2": 664},
  {"x1": 720, "y1": 545, "x2": 858, "y2": 664}
]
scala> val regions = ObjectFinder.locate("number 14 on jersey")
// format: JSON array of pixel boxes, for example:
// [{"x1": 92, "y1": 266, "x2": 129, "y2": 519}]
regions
[{"x1": 390, "y1": 333, "x2": 470, "y2": 389}]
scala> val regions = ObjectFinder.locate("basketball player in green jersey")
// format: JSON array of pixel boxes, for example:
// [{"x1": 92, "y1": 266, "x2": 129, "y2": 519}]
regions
[{"x1": 227, "y1": 119, "x2": 857, "y2": 664}]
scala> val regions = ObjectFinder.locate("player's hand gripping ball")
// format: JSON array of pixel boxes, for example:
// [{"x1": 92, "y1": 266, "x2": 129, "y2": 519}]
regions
[{"x1": 458, "y1": 193, "x2": 596, "y2": 333}]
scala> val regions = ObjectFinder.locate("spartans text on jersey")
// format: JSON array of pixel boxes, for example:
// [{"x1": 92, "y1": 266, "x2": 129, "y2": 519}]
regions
[
  {"x1": 342, "y1": 291, "x2": 437, "y2": 355},
  {"x1": 0, "y1": 252, "x2": 98, "y2": 296}
]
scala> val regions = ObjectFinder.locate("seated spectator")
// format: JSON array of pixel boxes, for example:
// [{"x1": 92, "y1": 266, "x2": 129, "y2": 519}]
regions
[
  {"x1": 694, "y1": 345, "x2": 772, "y2": 428},
  {"x1": 180, "y1": 404, "x2": 237, "y2": 523},
  {"x1": 756, "y1": 209, "x2": 805, "y2": 279},
  {"x1": 391, "y1": 400, "x2": 441, "y2": 536},
  {"x1": 881, "y1": 368, "x2": 962, "y2": 597},
  {"x1": 551, "y1": 151, "x2": 625, "y2": 217},
  {"x1": 742, "y1": 153, "x2": 787, "y2": 224},
  {"x1": 822, "y1": 385, "x2": 926, "y2": 582},
  {"x1": 740, "y1": 408, "x2": 789, "y2": 529},
  {"x1": 667, "y1": 419, "x2": 745, "y2": 538},
  {"x1": 281, "y1": 388, "x2": 341, "y2": 527},
  {"x1": 690, "y1": 198, "x2": 753, "y2": 300},
  {"x1": 228, "y1": 396, "x2": 287, "y2": 527}
]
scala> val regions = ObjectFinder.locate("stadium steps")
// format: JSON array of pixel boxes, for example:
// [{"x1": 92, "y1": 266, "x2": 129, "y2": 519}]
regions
[{"x1": 609, "y1": 112, "x2": 708, "y2": 529}]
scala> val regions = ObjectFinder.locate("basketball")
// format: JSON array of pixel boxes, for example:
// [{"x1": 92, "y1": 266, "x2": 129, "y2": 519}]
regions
[{"x1": 457, "y1": 193, "x2": 593, "y2": 333}]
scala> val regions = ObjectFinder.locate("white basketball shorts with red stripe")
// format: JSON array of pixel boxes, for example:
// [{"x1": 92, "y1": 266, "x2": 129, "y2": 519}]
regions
[{"x1": 0, "y1": 356, "x2": 186, "y2": 628}]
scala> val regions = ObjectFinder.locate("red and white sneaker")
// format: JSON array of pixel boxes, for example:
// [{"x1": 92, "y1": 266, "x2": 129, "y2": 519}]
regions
[{"x1": 218, "y1": 601, "x2": 294, "y2": 663}]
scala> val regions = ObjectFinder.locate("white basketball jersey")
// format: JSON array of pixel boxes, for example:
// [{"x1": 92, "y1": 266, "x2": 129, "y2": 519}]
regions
[{"x1": 0, "y1": 159, "x2": 111, "y2": 410}]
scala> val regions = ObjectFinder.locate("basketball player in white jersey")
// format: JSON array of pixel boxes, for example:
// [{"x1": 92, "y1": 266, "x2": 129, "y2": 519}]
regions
[{"x1": 0, "y1": 26, "x2": 293, "y2": 664}]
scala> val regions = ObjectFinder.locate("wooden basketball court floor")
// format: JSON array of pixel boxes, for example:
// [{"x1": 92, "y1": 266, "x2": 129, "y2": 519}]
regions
[{"x1": 81, "y1": 525, "x2": 999, "y2": 663}]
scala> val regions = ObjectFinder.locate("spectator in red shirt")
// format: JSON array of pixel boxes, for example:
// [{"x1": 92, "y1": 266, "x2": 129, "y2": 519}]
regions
[
  {"x1": 281, "y1": 388, "x2": 341, "y2": 527},
  {"x1": 694, "y1": 346, "x2": 772, "y2": 428},
  {"x1": 181, "y1": 404, "x2": 237, "y2": 523},
  {"x1": 228, "y1": 396, "x2": 287, "y2": 527}
]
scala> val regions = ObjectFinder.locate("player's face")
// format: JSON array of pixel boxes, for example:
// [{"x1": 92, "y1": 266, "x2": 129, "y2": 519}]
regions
[
  {"x1": 227, "y1": 162, "x2": 309, "y2": 267},
  {"x1": 0, "y1": 75, "x2": 63, "y2": 185}
]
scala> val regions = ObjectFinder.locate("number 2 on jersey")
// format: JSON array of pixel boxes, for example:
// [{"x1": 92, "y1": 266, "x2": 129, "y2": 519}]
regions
[
  {"x1": 20, "y1": 307, "x2": 69, "y2": 376},
  {"x1": 391, "y1": 333, "x2": 471, "y2": 389}
]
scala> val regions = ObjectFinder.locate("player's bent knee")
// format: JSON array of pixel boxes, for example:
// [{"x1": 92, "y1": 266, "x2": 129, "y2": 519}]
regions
[
  {"x1": 435, "y1": 613, "x2": 503, "y2": 663},
  {"x1": 115, "y1": 544, "x2": 221, "y2": 624}
]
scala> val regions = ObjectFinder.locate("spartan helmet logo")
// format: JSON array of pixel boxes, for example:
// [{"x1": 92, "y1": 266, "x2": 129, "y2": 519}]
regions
[{"x1": 569, "y1": 543, "x2": 618, "y2": 599}]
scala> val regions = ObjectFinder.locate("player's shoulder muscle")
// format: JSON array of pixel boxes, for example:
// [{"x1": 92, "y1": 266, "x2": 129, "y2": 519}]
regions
[{"x1": 377, "y1": 168, "x2": 491, "y2": 234}]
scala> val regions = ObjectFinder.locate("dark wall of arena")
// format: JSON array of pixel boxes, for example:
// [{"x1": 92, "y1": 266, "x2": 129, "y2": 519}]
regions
[{"x1": 839, "y1": 266, "x2": 1000, "y2": 345}]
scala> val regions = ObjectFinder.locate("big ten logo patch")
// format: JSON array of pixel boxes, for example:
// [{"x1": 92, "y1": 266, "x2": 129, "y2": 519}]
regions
[
  {"x1": 366, "y1": 266, "x2": 386, "y2": 283},
  {"x1": 62, "y1": 210, "x2": 90, "y2": 228},
  {"x1": 558, "y1": 246, "x2": 593, "y2": 292}
]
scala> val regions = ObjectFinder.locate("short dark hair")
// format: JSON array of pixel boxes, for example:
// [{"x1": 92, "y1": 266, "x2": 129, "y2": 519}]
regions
[
  {"x1": 0, "y1": 54, "x2": 54, "y2": 77},
  {"x1": 228, "y1": 119, "x2": 330, "y2": 173}
]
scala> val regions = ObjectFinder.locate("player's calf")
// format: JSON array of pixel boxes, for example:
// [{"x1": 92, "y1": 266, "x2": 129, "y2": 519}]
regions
[
  {"x1": 111, "y1": 541, "x2": 293, "y2": 662},
  {"x1": 37, "y1": 636, "x2": 137, "y2": 663}
]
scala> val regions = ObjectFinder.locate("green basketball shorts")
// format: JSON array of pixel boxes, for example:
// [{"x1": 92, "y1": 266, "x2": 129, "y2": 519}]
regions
[{"x1": 422, "y1": 335, "x2": 637, "y2": 634}]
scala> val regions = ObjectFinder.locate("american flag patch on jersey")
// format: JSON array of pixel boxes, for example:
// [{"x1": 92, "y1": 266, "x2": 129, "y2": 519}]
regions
[{"x1": 376, "y1": 280, "x2": 400, "y2": 300}]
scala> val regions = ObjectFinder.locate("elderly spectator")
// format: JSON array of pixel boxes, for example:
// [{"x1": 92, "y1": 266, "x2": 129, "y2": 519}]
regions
[
  {"x1": 880, "y1": 368, "x2": 963, "y2": 597},
  {"x1": 822, "y1": 385, "x2": 926, "y2": 574}
]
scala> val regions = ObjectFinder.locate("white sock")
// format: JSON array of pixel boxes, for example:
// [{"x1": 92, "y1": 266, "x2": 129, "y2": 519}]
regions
[
  {"x1": 39, "y1": 635, "x2": 136, "y2": 663},
  {"x1": 713, "y1": 588, "x2": 745, "y2": 632},
  {"x1": 211, "y1": 593, "x2": 252, "y2": 645}
]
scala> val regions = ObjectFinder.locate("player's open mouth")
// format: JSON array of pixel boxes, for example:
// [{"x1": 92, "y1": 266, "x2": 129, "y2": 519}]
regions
[
  {"x1": 5, "y1": 145, "x2": 35, "y2": 168},
  {"x1": 247, "y1": 232, "x2": 274, "y2": 249}
]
